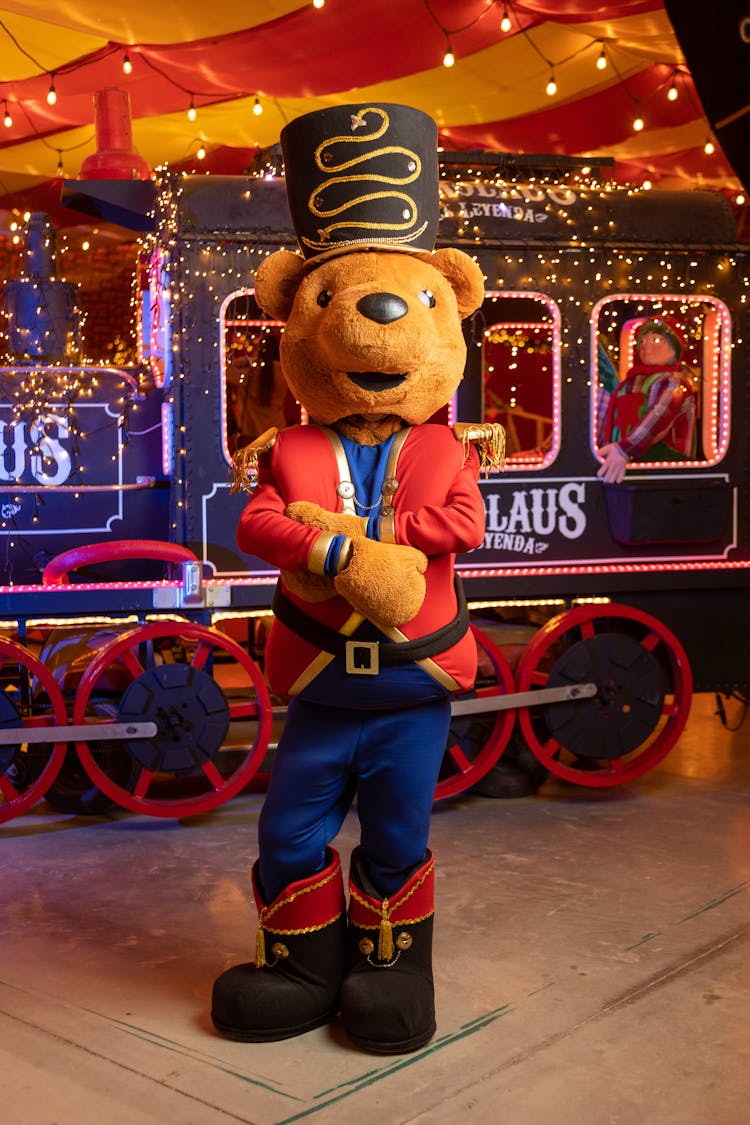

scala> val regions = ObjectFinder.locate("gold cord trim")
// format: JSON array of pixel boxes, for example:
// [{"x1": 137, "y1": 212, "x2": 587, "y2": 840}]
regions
[
  {"x1": 349, "y1": 862, "x2": 434, "y2": 961},
  {"x1": 455, "y1": 422, "x2": 506, "y2": 477}
]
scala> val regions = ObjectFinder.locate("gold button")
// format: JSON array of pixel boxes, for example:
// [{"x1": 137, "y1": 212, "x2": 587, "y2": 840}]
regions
[
  {"x1": 271, "y1": 942, "x2": 289, "y2": 959},
  {"x1": 395, "y1": 931, "x2": 413, "y2": 950},
  {"x1": 358, "y1": 937, "x2": 375, "y2": 955}
]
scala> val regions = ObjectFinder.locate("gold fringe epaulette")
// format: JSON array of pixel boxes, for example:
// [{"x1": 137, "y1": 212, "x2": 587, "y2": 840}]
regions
[
  {"x1": 228, "y1": 427, "x2": 279, "y2": 494},
  {"x1": 454, "y1": 422, "x2": 506, "y2": 476}
]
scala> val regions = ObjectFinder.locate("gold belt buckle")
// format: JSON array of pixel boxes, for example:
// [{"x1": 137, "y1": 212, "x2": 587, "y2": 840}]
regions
[{"x1": 345, "y1": 640, "x2": 380, "y2": 675}]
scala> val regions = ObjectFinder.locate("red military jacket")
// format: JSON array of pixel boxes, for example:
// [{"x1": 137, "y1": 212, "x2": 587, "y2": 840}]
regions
[{"x1": 237, "y1": 423, "x2": 486, "y2": 699}]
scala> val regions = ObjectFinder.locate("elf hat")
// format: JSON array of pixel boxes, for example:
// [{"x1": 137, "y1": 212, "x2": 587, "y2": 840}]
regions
[{"x1": 635, "y1": 315, "x2": 686, "y2": 358}]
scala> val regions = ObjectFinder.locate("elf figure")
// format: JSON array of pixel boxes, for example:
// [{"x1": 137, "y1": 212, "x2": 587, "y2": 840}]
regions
[
  {"x1": 597, "y1": 315, "x2": 697, "y2": 484},
  {"x1": 211, "y1": 103, "x2": 503, "y2": 1054}
]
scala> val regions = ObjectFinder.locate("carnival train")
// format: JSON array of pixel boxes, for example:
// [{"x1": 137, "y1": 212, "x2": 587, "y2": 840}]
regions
[{"x1": 1, "y1": 157, "x2": 748, "y2": 825}]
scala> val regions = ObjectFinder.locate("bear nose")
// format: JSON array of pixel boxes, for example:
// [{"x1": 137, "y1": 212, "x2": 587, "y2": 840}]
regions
[{"x1": 356, "y1": 292, "x2": 408, "y2": 324}]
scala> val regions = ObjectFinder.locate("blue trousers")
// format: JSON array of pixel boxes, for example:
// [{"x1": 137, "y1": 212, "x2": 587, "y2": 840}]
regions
[{"x1": 258, "y1": 695, "x2": 451, "y2": 901}]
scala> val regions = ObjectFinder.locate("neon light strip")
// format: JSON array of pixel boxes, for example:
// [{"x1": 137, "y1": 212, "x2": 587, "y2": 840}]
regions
[
  {"x1": 482, "y1": 291, "x2": 561, "y2": 471},
  {"x1": 590, "y1": 294, "x2": 732, "y2": 469}
]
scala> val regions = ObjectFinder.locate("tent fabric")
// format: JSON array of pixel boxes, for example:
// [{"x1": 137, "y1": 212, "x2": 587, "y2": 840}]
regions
[{"x1": 0, "y1": 0, "x2": 743, "y2": 211}]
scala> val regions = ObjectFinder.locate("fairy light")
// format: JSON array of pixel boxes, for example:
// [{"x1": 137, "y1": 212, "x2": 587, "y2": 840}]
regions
[
  {"x1": 704, "y1": 137, "x2": 715, "y2": 155},
  {"x1": 546, "y1": 69, "x2": 557, "y2": 96},
  {"x1": 196, "y1": 143, "x2": 206, "y2": 160},
  {"x1": 596, "y1": 43, "x2": 608, "y2": 70},
  {"x1": 667, "y1": 75, "x2": 678, "y2": 101},
  {"x1": 122, "y1": 52, "x2": 133, "y2": 75},
  {"x1": 632, "y1": 110, "x2": 644, "y2": 132},
  {"x1": 313, "y1": 0, "x2": 325, "y2": 8},
  {"x1": 443, "y1": 40, "x2": 455, "y2": 67},
  {"x1": 500, "y1": 4, "x2": 512, "y2": 33},
  {"x1": 253, "y1": 96, "x2": 263, "y2": 117},
  {"x1": 187, "y1": 97, "x2": 197, "y2": 122},
  {"x1": 46, "y1": 74, "x2": 57, "y2": 106}
]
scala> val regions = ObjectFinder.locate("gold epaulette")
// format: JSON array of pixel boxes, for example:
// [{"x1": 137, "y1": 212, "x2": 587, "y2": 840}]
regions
[
  {"x1": 229, "y1": 427, "x2": 279, "y2": 494},
  {"x1": 453, "y1": 422, "x2": 506, "y2": 476}
]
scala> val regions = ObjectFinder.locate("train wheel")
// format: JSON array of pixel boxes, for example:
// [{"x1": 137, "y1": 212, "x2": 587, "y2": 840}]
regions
[
  {"x1": 435, "y1": 625, "x2": 516, "y2": 800},
  {"x1": 0, "y1": 639, "x2": 68, "y2": 824},
  {"x1": 72, "y1": 622, "x2": 272, "y2": 817},
  {"x1": 515, "y1": 603, "x2": 692, "y2": 787}
]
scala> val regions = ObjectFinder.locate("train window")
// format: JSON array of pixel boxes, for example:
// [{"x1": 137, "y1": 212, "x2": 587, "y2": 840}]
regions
[
  {"x1": 591, "y1": 296, "x2": 732, "y2": 469},
  {"x1": 461, "y1": 291, "x2": 561, "y2": 469},
  {"x1": 220, "y1": 290, "x2": 300, "y2": 460}
]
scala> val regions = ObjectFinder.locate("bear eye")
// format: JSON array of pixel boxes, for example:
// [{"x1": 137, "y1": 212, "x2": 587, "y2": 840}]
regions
[
  {"x1": 317, "y1": 289, "x2": 333, "y2": 308},
  {"x1": 418, "y1": 290, "x2": 436, "y2": 308}
]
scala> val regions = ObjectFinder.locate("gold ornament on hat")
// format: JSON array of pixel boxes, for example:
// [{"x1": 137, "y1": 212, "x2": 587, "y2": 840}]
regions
[{"x1": 302, "y1": 106, "x2": 428, "y2": 255}]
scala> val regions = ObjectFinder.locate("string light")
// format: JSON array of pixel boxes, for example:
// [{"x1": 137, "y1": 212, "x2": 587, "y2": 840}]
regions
[
  {"x1": 596, "y1": 43, "x2": 608, "y2": 70},
  {"x1": 500, "y1": 4, "x2": 512, "y2": 33},
  {"x1": 667, "y1": 74, "x2": 678, "y2": 101},
  {"x1": 546, "y1": 69, "x2": 557, "y2": 96},
  {"x1": 2, "y1": 99, "x2": 12, "y2": 128},
  {"x1": 187, "y1": 97, "x2": 197, "y2": 122},
  {"x1": 632, "y1": 108, "x2": 644, "y2": 132},
  {"x1": 46, "y1": 74, "x2": 57, "y2": 106},
  {"x1": 253, "y1": 96, "x2": 263, "y2": 116},
  {"x1": 704, "y1": 137, "x2": 715, "y2": 155},
  {"x1": 313, "y1": 0, "x2": 325, "y2": 8},
  {"x1": 122, "y1": 52, "x2": 133, "y2": 75},
  {"x1": 737, "y1": 193, "x2": 746, "y2": 206},
  {"x1": 443, "y1": 39, "x2": 455, "y2": 67},
  {"x1": 196, "y1": 142, "x2": 206, "y2": 160}
]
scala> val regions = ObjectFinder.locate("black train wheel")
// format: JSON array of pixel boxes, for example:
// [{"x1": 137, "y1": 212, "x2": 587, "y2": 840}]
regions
[
  {"x1": 0, "y1": 638, "x2": 68, "y2": 824},
  {"x1": 515, "y1": 603, "x2": 693, "y2": 787},
  {"x1": 71, "y1": 621, "x2": 272, "y2": 817},
  {"x1": 435, "y1": 625, "x2": 516, "y2": 800}
]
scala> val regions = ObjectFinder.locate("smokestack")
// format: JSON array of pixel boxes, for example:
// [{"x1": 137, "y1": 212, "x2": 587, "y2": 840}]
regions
[{"x1": 79, "y1": 87, "x2": 151, "y2": 180}]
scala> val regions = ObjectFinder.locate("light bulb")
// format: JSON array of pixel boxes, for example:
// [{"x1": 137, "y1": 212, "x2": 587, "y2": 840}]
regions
[
  {"x1": 500, "y1": 6, "x2": 511, "y2": 32},
  {"x1": 313, "y1": 0, "x2": 325, "y2": 8},
  {"x1": 123, "y1": 52, "x2": 133, "y2": 75},
  {"x1": 187, "y1": 98, "x2": 197, "y2": 122},
  {"x1": 596, "y1": 45, "x2": 607, "y2": 70},
  {"x1": 47, "y1": 77, "x2": 57, "y2": 106},
  {"x1": 443, "y1": 47, "x2": 455, "y2": 67},
  {"x1": 736, "y1": 193, "x2": 745, "y2": 206},
  {"x1": 197, "y1": 144, "x2": 206, "y2": 160},
  {"x1": 704, "y1": 138, "x2": 715, "y2": 155},
  {"x1": 2, "y1": 103, "x2": 11, "y2": 128},
  {"x1": 667, "y1": 79, "x2": 678, "y2": 101},
  {"x1": 546, "y1": 72, "x2": 557, "y2": 96},
  {"x1": 633, "y1": 113, "x2": 644, "y2": 132},
  {"x1": 253, "y1": 96, "x2": 263, "y2": 116}
]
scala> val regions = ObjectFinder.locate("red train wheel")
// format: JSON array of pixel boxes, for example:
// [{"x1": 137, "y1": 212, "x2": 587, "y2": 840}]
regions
[
  {"x1": 0, "y1": 638, "x2": 68, "y2": 824},
  {"x1": 72, "y1": 622, "x2": 272, "y2": 817},
  {"x1": 435, "y1": 624, "x2": 516, "y2": 800},
  {"x1": 516, "y1": 603, "x2": 692, "y2": 787}
]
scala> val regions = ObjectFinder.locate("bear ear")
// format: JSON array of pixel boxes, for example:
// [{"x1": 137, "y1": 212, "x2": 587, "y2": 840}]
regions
[
  {"x1": 254, "y1": 249, "x2": 305, "y2": 321},
  {"x1": 431, "y1": 247, "x2": 486, "y2": 319}
]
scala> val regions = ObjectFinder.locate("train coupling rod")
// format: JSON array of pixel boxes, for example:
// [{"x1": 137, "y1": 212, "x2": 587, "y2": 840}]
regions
[
  {"x1": 0, "y1": 722, "x2": 158, "y2": 745},
  {"x1": 451, "y1": 681, "x2": 597, "y2": 716}
]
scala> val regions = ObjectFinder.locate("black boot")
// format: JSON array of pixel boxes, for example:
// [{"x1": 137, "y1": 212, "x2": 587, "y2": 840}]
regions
[
  {"x1": 211, "y1": 848, "x2": 346, "y2": 1042},
  {"x1": 340, "y1": 848, "x2": 436, "y2": 1054}
]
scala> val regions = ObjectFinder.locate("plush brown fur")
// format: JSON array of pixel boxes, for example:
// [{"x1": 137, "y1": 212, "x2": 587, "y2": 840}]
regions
[{"x1": 254, "y1": 246, "x2": 485, "y2": 625}]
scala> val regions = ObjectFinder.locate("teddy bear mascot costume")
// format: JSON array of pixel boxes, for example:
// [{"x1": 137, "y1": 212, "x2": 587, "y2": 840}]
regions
[{"x1": 211, "y1": 102, "x2": 504, "y2": 1054}]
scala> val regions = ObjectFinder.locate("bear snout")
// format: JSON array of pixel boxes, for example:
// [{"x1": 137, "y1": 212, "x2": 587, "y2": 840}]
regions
[{"x1": 356, "y1": 292, "x2": 408, "y2": 324}]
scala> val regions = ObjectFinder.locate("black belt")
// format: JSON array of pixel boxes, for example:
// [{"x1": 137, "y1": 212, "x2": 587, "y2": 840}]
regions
[{"x1": 272, "y1": 576, "x2": 469, "y2": 676}]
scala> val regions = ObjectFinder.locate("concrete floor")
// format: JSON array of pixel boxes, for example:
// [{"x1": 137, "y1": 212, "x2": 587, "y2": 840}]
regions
[{"x1": 2, "y1": 691, "x2": 749, "y2": 1125}]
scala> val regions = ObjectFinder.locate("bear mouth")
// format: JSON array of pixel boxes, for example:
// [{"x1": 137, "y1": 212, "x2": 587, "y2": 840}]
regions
[{"x1": 346, "y1": 371, "x2": 407, "y2": 392}]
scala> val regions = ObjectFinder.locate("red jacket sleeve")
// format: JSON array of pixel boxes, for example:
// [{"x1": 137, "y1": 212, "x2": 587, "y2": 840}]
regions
[{"x1": 391, "y1": 444, "x2": 486, "y2": 556}]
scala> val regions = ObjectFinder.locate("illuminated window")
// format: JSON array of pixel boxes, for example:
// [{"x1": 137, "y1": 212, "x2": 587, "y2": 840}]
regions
[
  {"x1": 219, "y1": 290, "x2": 299, "y2": 462},
  {"x1": 459, "y1": 291, "x2": 561, "y2": 470},
  {"x1": 591, "y1": 295, "x2": 731, "y2": 469}
]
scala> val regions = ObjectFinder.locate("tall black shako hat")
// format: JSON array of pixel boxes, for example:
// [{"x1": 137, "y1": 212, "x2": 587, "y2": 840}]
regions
[{"x1": 280, "y1": 103, "x2": 439, "y2": 266}]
